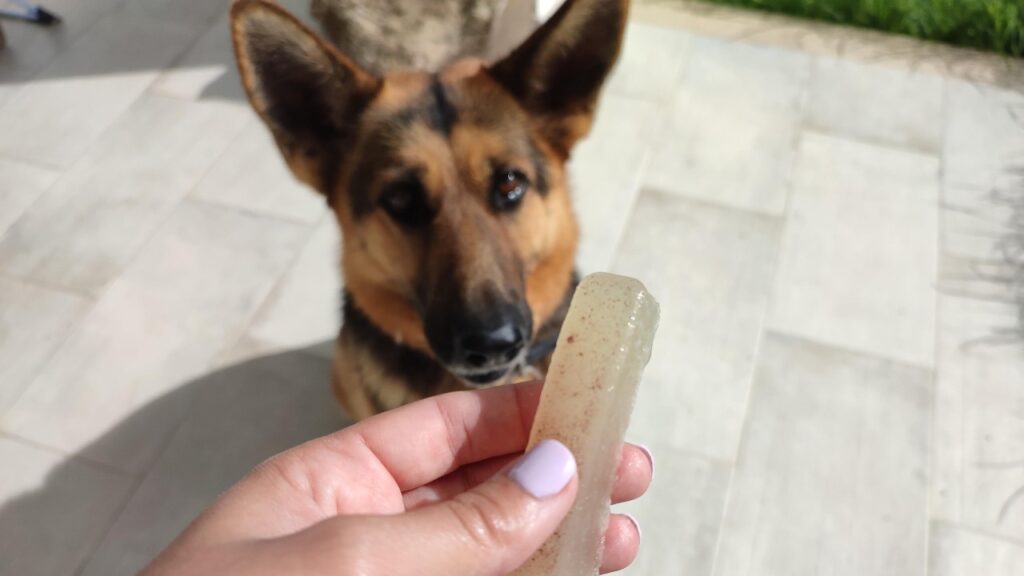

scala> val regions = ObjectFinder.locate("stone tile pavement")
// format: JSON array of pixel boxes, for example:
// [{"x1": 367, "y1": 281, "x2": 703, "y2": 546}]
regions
[{"x1": 1, "y1": 0, "x2": 1023, "y2": 574}]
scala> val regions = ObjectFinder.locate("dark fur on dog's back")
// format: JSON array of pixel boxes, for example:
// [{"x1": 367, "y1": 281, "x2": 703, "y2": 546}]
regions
[{"x1": 230, "y1": 0, "x2": 629, "y2": 419}]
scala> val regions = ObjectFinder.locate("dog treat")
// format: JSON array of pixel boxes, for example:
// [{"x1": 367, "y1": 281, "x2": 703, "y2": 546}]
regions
[{"x1": 513, "y1": 272, "x2": 659, "y2": 576}]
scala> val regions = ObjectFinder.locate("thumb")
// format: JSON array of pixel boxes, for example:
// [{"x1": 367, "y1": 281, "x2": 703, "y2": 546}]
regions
[{"x1": 362, "y1": 439, "x2": 578, "y2": 576}]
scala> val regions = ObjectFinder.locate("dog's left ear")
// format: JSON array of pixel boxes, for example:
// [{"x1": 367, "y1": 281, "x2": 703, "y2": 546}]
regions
[
  {"x1": 230, "y1": 0, "x2": 380, "y2": 195},
  {"x1": 488, "y1": 0, "x2": 629, "y2": 157}
]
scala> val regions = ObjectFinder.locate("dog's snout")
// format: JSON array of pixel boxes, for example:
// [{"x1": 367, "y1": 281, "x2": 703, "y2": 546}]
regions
[
  {"x1": 457, "y1": 321, "x2": 527, "y2": 368},
  {"x1": 425, "y1": 296, "x2": 532, "y2": 384}
]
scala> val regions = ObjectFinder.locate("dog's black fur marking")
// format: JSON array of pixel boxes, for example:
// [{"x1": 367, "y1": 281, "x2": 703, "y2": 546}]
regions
[
  {"x1": 343, "y1": 293, "x2": 445, "y2": 395},
  {"x1": 527, "y1": 138, "x2": 550, "y2": 196},
  {"x1": 346, "y1": 84, "x2": 457, "y2": 219},
  {"x1": 347, "y1": 128, "x2": 401, "y2": 219},
  {"x1": 429, "y1": 75, "x2": 457, "y2": 136}
]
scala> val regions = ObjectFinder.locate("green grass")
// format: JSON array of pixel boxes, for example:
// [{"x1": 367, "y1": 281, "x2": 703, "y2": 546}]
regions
[{"x1": 699, "y1": 0, "x2": 1024, "y2": 57}]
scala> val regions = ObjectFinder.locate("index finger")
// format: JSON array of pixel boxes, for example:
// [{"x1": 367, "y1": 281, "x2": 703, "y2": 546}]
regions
[{"x1": 315, "y1": 380, "x2": 543, "y2": 491}]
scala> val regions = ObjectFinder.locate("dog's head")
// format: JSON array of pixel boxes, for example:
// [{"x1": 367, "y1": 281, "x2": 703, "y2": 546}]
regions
[{"x1": 231, "y1": 0, "x2": 628, "y2": 385}]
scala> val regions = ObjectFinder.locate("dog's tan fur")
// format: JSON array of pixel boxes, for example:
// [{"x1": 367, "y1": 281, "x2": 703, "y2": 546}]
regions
[{"x1": 230, "y1": 0, "x2": 629, "y2": 420}]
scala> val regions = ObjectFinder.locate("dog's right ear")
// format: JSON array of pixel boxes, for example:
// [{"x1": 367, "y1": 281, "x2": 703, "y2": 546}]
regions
[
  {"x1": 487, "y1": 0, "x2": 629, "y2": 158},
  {"x1": 230, "y1": 0, "x2": 380, "y2": 196}
]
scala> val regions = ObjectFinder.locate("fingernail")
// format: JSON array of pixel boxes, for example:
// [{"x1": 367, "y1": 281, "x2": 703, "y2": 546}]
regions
[
  {"x1": 507, "y1": 439, "x2": 576, "y2": 499},
  {"x1": 623, "y1": 513, "x2": 642, "y2": 540},
  {"x1": 636, "y1": 443, "x2": 655, "y2": 482}
]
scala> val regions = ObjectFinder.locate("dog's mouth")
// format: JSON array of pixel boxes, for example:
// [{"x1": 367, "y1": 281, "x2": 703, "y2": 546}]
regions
[
  {"x1": 459, "y1": 367, "x2": 513, "y2": 386},
  {"x1": 445, "y1": 331, "x2": 558, "y2": 387},
  {"x1": 447, "y1": 350, "x2": 528, "y2": 387}
]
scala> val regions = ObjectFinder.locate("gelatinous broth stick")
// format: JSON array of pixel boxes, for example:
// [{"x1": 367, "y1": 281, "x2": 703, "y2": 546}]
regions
[{"x1": 513, "y1": 272, "x2": 659, "y2": 576}]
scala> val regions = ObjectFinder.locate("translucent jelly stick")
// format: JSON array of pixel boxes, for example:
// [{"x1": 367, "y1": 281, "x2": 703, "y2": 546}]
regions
[{"x1": 513, "y1": 272, "x2": 659, "y2": 576}]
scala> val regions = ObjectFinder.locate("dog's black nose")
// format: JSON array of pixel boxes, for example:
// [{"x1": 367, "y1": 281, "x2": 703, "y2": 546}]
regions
[
  {"x1": 457, "y1": 322, "x2": 527, "y2": 368},
  {"x1": 424, "y1": 295, "x2": 533, "y2": 379}
]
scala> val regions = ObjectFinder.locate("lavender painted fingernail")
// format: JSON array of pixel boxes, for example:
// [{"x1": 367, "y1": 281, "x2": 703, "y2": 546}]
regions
[{"x1": 508, "y1": 439, "x2": 576, "y2": 498}]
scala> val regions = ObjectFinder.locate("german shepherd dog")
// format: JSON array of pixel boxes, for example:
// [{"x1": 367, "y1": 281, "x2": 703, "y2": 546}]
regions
[{"x1": 230, "y1": 0, "x2": 629, "y2": 420}]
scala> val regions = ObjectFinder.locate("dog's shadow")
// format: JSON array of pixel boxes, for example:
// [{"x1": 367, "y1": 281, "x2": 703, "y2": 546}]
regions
[{"x1": 0, "y1": 343, "x2": 351, "y2": 575}]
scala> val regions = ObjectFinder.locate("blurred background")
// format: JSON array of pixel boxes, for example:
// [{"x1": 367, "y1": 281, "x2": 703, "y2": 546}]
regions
[{"x1": 0, "y1": 0, "x2": 1023, "y2": 574}]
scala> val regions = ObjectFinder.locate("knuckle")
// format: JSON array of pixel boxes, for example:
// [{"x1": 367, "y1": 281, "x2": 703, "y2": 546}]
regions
[
  {"x1": 447, "y1": 488, "x2": 519, "y2": 553},
  {"x1": 250, "y1": 453, "x2": 313, "y2": 496}
]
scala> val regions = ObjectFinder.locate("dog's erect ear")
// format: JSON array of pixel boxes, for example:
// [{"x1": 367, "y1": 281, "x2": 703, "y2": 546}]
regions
[
  {"x1": 230, "y1": 0, "x2": 380, "y2": 195},
  {"x1": 487, "y1": 0, "x2": 629, "y2": 157}
]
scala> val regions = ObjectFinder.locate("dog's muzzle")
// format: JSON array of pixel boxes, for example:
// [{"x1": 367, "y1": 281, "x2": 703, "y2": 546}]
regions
[{"x1": 425, "y1": 299, "x2": 533, "y2": 386}]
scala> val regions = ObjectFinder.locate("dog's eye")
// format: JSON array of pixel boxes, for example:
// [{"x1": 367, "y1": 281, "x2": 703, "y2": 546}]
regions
[
  {"x1": 380, "y1": 177, "x2": 432, "y2": 227},
  {"x1": 491, "y1": 168, "x2": 529, "y2": 212}
]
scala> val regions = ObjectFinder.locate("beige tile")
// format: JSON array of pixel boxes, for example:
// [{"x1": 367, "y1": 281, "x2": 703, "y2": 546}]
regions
[
  {"x1": 149, "y1": 0, "x2": 317, "y2": 101},
  {"x1": 218, "y1": 334, "x2": 333, "y2": 368},
  {"x1": 191, "y1": 118, "x2": 327, "y2": 223},
  {"x1": 930, "y1": 174, "x2": 1024, "y2": 542},
  {"x1": 571, "y1": 95, "x2": 660, "y2": 273},
  {"x1": 0, "y1": 0, "x2": 124, "y2": 106},
  {"x1": 243, "y1": 218, "x2": 342, "y2": 356},
  {"x1": 121, "y1": 0, "x2": 229, "y2": 28},
  {"x1": 0, "y1": 13, "x2": 199, "y2": 168},
  {"x1": 944, "y1": 80, "x2": 1024, "y2": 192},
  {"x1": 768, "y1": 132, "x2": 939, "y2": 367},
  {"x1": 606, "y1": 22, "x2": 692, "y2": 103},
  {"x1": 127, "y1": 0, "x2": 312, "y2": 30},
  {"x1": 0, "y1": 278, "x2": 91, "y2": 414},
  {"x1": 80, "y1": 349, "x2": 346, "y2": 576},
  {"x1": 1, "y1": 201, "x2": 309, "y2": 474},
  {"x1": 619, "y1": 445, "x2": 730, "y2": 576},
  {"x1": 715, "y1": 333, "x2": 931, "y2": 576},
  {"x1": 929, "y1": 523, "x2": 1024, "y2": 576},
  {"x1": 932, "y1": 292, "x2": 1024, "y2": 542},
  {"x1": 643, "y1": 37, "x2": 811, "y2": 216},
  {"x1": 0, "y1": 158, "x2": 58, "y2": 235},
  {"x1": 806, "y1": 57, "x2": 944, "y2": 153},
  {"x1": 268, "y1": 0, "x2": 320, "y2": 27},
  {"x1": 216, "y1": 332, "x2": 320, "y2": 366},
  {"x1": 151, "y1": 9, "x2": 245, "y2": 101},
  {"x1": 613, "y1": 190, "x2": 781, "y2": 461},
  {"x1": 0, "y1": 94, "x2": 250, "y2": 295},
  {"x1": 940, "y1": 184, "x2": 1017, "y2": 272},
  {"x1": 0, "y1": 437, "x2": 134, "y2": 576},
  {"x1": 630, "y1": 0, "x2": 1024, "y2": 90},
  {"x1": 630, "y1": 0, "x2": 780, "y2": 45},
  {"x1": 147, "y1": 0, "x2": 316, "y2": 102}
]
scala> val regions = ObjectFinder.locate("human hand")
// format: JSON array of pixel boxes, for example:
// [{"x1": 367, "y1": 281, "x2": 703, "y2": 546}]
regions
[{"x1": 142, "y1": 380, "x2": 653, "y2": 575}]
